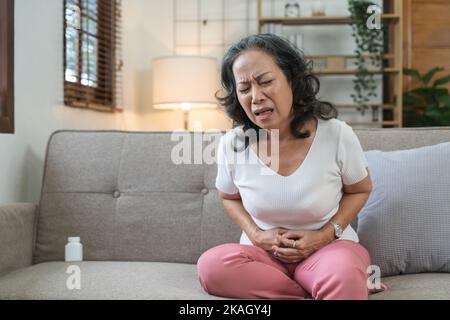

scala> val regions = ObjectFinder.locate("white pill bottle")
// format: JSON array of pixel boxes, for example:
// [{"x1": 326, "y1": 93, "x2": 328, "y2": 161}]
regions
[{"x1": 65, "y1": 237, "x2": 83, "y2": 262}]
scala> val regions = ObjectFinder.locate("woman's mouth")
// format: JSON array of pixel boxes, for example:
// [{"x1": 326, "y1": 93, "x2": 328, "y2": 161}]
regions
[{"x1": 253, "y1": 107, "x2": 274, "y2": 121}]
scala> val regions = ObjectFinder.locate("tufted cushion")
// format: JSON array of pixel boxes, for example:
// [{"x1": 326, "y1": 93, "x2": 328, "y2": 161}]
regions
[
  {"x1": 357, "y1": 142, "x2": 450, "y2": 277},
  {"x1": 34, "y1": 131, "x2": 241, "y2": 264}
]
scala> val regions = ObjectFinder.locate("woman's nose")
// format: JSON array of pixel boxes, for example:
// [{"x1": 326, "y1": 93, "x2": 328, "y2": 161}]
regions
[{"x1": 251, "y1": 86, "x2": 265, "y2": 104}]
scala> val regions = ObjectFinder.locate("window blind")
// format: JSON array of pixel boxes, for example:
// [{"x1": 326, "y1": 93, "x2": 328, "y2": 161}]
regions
[
  {"x1": 0, "y1": 0, "x2": 14, "y2": 133},
  {"x1": 64, "y1": 0, "x2": 122, "y2": 111}
]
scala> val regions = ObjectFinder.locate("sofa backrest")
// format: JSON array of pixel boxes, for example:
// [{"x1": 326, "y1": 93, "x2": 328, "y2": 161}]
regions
[{"x1": 33, "y1": 127, "x2": 450, "y2": 264}]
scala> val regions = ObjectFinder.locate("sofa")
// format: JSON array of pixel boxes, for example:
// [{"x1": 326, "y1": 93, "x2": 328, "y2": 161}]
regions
[{"x1": 0, "y1": 127, "x2": 449, "y2": 300}]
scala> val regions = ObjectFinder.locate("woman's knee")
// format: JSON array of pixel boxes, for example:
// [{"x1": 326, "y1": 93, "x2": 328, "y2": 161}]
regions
[
  {"x1": 317, "y1": 263, "x2": 369, "y2": 299},
  {"x1": 196, "y1": 243, "x2": 246, "y2": 293},
  {"x1": 298, "y1": 241, "x2": 371, "y2": 299},
  {"x1": 197, "y1": 243, "x2": 242, "y2": 269}
]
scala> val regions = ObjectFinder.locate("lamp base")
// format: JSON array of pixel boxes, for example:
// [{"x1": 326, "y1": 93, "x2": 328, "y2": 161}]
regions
[{"x1": 183, "y1": 110, "x2": 189, "y2": 130}]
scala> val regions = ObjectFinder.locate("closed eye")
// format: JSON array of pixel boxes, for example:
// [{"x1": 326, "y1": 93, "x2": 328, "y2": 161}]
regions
[
  {"x1": 238, "y1": 80, "x2": 272, "y2": 94},
  {"x1": 260, "y1": 80, "x2": 273, "y2": 85}
]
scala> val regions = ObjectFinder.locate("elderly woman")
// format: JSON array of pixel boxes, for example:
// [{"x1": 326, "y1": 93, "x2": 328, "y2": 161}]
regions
[{"x1": 197, "y1": 34, "x2": 374, "y2": 300}]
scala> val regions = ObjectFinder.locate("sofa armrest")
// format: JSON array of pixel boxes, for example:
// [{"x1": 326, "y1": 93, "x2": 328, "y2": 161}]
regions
[{"x1": 0, "y1": 203, "x2": 37, "y2": 277}]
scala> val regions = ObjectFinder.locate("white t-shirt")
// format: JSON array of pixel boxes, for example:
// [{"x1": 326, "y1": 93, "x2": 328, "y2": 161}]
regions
[{"x1": 215, "y1": 118, "x2": 369, "y2": 244}]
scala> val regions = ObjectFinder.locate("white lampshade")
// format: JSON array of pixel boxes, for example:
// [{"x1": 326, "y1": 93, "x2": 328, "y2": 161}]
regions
[{"x1": 152, "y1": 56, "x2": 219, "y2": 110}]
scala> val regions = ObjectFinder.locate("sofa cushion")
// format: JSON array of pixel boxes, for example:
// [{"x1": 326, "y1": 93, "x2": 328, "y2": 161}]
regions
[
  {"x1": 358, "y1": 142, "x2": 450, "y2": 277},
  {"x1": 1, "y1": 262, "x2": 449, "y2": 300},
  {"x1": 369, "y1": 273, "x2": 450, "y2": 300},
  {"x1": 34, "y1": 131, "x2": 241, "y2": 264},
  {"x1": 0, "y1": 261, "x2": 223, "y2": 300}
]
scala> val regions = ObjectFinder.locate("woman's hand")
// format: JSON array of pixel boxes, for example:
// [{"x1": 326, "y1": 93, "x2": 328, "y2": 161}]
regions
[
  {"x1": 251, "y1": 227, "x2": 289, "y2": 251},
  {"x1": 271, "y1": 229, "x2": 335, "y2": 263}
]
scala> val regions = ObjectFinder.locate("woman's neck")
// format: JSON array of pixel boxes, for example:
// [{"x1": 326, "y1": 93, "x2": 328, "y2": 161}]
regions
[{"x1": 265, "y1": 118, "x2": 316, "y2": 145}]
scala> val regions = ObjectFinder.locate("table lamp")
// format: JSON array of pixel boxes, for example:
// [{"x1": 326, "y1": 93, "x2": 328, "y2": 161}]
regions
[{"x1": 152, "y1": 56, "x2": 219, "y2": 130}]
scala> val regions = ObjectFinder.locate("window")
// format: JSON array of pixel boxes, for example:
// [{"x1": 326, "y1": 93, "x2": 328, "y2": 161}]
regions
[
  {"x1": 64, "y1": 0, "x2": 122, "y2": 112},
  {"x1": 0, "y1": 0, "x2": 14, "y2": 134}
]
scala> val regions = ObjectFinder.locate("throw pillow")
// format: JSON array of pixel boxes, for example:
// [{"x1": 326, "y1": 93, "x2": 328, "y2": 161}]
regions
[{"x1": 357, "y1": 142, "x2": 450, "y2": 277}]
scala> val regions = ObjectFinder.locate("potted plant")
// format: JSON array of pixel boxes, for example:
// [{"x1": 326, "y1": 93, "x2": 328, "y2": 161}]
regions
[
  {"x1": 348, "y1": 0, "x2": 385, "y2": 115},
  {"x1": 403, "y1": 67, "x2": 450, "y2": 127}
]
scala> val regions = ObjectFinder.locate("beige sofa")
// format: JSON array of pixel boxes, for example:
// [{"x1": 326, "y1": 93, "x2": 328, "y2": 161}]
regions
[{"x1": 0, "y1": 127, "x2": 449, "y2": 299}]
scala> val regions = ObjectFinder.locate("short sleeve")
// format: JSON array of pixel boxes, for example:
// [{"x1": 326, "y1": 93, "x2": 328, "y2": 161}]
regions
[
  {"x1": 337, "y1": 122, "x2": 369, "y2": 185},
  {"x1": 215, "y1": 134, "x2": 240, "y2": 194}
]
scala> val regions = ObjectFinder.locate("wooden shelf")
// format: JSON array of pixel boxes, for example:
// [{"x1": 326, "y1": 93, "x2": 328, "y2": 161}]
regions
[
  {"x1": 306, "y1": 54, "x2": 395, "y2": 60},
  {"x1": 335, "y1": 104, "x2": 396, "y2": 110},
  {"x1": 346, "y1": 120, "x2": 400, "y2": 126},
  {"x1": 259, "y1": 14, "x2": 400, "y2": 25},
  {"x1": 314, "y1": 68, "x2": 399, "y2": 75}
]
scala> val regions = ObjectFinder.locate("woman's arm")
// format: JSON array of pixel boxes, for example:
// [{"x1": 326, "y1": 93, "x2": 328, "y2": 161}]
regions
[
  {"x1": 219, "y1": 191, "x2": 286, "y2": 251},
  {"x1": 274, "y1": 170, "x2": 373, "y2": 262},
  {"x1": 219, "y1": 191, "x2": 259, "y2": 241},
  {"x1": 319, "y1": 169, "x2": 373, "y2": 241}
]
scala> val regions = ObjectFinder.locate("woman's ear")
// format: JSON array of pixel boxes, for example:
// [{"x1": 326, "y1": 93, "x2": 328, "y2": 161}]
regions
[{"x1": 288, "y1": 80, "x2": 294, "y2": 91}]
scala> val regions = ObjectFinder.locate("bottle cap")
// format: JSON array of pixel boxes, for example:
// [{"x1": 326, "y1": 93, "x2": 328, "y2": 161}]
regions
[{"x1": 68, "y1": 237, "x2": 80, "y2": 243}]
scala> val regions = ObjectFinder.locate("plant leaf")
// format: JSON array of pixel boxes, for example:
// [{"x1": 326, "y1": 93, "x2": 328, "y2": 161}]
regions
[
  {"x1": 424, "y1": 108, "x2": 443, "y2": 121},
  {"x1": 422, "y1": 67, "x2": 444, "y2": 85},
  {"x1": 437, "y1": 94, "x2": 450, "y2": 107},
  {"x1": 433, "y1": 74, "x2": 450, "y2": 87},
  {"x1": 410, "y1": 87, "x2": 448, "y2": 97},
  {"x1": 403, "y1": 67, "x2": 422, "y2": 82},
  {"x1": 403, "y1": 109, "x2": 425, "y2": 127},
  {"x1": 403, "y1": 92, "x2": 423, "y2": 106}
]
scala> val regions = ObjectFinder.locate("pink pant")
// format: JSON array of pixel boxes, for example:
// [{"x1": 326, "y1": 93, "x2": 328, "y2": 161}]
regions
[{"x1": 197, "y1": 240, "x2": 371, "y2": 300}]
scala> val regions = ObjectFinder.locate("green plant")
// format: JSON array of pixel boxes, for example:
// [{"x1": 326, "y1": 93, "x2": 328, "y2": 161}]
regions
[
  {"x1": 348, "y1": 0, "x2": 385, "y2": 115},
  {"x1": 403, "y1": 67, "x2": 450, "y2": 127}
]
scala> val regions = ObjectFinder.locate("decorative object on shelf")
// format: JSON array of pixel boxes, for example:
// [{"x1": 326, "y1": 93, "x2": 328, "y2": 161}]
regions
[
  {"x1": 371, "y1": 105, "x2": 380, "y2": 122},
  {"x1": 311, "y1": 55, "x2": 365, "y2": 72},
  {"x1": 402, "y1": 67, "x2": 450, "y2": 127},
  {"x1": 284, "y1": 1, "x2": 300, "y2": 17},
  {"x1": 311, "y1": 0, "x2": 326, "y2": 16},
  {"x1": 287, "y1": 34, "x2": 303, "y2": 50},
  {"x1": 261, "y1": 23, "x2": 283, "y2": 37},
  {"x1": 348, "y1": 0, "x2": 385, "y2": 115},
  {"x1": 312, "y1": 58, "x2": 327, "y2": 71},
  {"x1": 152, "y1": 56, "x2": 218, "y2": 130}
]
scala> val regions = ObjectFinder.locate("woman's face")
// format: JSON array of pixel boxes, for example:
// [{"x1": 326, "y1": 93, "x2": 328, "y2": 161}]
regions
[{"x1": 232, "y1": 49, "x2": 294, "y2": 130}]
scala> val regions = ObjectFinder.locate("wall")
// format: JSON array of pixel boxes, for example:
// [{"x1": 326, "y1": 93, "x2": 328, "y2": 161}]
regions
[
  {"x1": 0, "y1": 0, "x2": 383, "y2": 204},
  {"x1": 0, "y1": 0, "x2": 122, "y2": 204},
  {"x1": 0, "y1": 0, "x2": 231, "y2": 205}
]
